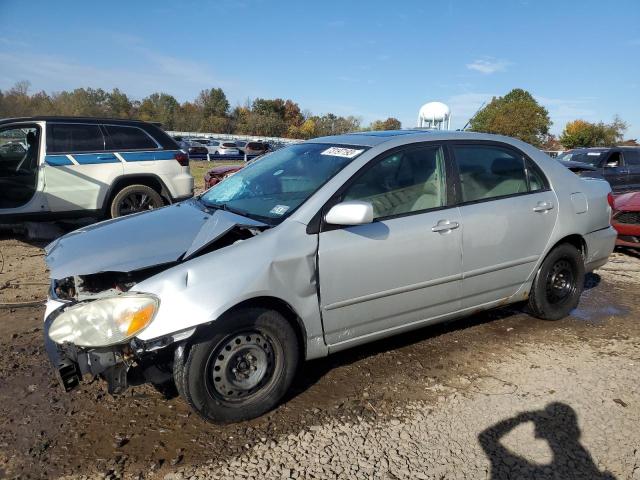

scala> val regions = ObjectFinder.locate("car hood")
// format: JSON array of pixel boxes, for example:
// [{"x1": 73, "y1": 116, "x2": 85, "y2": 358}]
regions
[
  {"x1": 614, "y1": 191, "x2": 640, "y2": 210},
  {"x1": 45, "y1": 199, "x2": 266, "y2": 279}
]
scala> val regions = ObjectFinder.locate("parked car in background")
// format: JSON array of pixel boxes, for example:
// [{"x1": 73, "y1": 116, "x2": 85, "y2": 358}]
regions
[
  {"x1": 0, "y1": 117, "x2": 193, "y2": 220},
  {"x1": 43, "y1": 130, "x2": 615, "y2": 423},
  {"x1": 209, "y1": 141, "x2": 240, "y2": 158},
  {"x1": 612, "y1": 191, "x2": 640, "y2": 248},
  {"x1": 243, "y1": 141, "x2": 270, "y2": 158},
  {"x1": 203, "y1": 164, "x2": 243, "y2": 188},
  {"x1": 557, "y1": 147, "x2": 640, "y2": 193},
  {"x1": 173, "y1": 137, "x2": 209, "y2": 160},
  {"x1": 234, "y1": 140, "x2": 247, "y2": 151}
]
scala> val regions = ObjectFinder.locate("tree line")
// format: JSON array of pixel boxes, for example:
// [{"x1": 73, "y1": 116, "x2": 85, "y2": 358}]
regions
[
  {"x1": 1, "y1": 82, "x2": 633, "y2": 148},
  {"x1": 0, "y1": 81, "x2": 401, "y2": 139},
  {"x1": 468, "y1": 88, "x2": 634, "y2": 149}
]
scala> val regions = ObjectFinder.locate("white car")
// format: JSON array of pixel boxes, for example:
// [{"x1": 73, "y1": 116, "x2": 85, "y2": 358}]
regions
[
  {"x1": 0, "y1": 117, "x2": 194, "y2": 219},
  {"x1": 198, "y1": 139, "x2": 241, "y2": 159}
]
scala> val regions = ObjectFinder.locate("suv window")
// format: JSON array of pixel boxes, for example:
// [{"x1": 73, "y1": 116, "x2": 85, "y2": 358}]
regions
[
  {"x1": 453, "y1": 145, "x2": 528, "y2": 202},
  {"x1": 343, "y1": 145, "x2": 446, "y2": 219},
  {"x1": 624, "y1": 150, "x2": 640, "y2": 165},
  {"x1": 47, "y1": 123, "x2": 105, "y2": 153},
  {"x1": 103, "y1": 125, "x2": 158, "y2": 150},
  {"x1": 247, "y1": 142, "x2": 265, "y2": 150}
]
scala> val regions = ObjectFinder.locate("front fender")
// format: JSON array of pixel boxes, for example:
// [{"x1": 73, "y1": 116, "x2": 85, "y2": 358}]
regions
[{"x1": 131, "y1": 220, "x2": 327, "y2": 359}]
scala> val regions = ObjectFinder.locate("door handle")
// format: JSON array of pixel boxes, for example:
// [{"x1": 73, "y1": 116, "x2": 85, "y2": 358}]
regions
[
  {"x1": 533, "y1": 201, "x2": 554, "y2": 212},
  {"x1": 431, "y1": 220, "x2": 460, "y2": 232}
]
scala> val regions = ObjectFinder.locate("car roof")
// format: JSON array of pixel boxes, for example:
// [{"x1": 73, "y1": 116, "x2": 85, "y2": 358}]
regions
[
  {"x1": 0, "y1": 116, "x2": 158, "y2": 127},
  {"x1": 308, "y1": 129, "x2": 518, "y2": 147}
]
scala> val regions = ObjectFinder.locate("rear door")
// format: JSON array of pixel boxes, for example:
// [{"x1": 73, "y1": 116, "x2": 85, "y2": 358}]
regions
[
  {"x1": 317, "y1": 143, "x2": 463, "y2": 349},
  {"x1": 43, "y1": 123, "x2": 124, "y2": 212},
  {"x1": 450, "y1": 142, "x2": 558, "y2": 307},
  {"x1": 622, "y1": 149, "x2": 640, "y2": 190}
]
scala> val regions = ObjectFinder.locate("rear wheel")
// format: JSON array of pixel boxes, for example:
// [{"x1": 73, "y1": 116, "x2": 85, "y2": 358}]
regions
[
  {"x1": 109, "y1": 184, "x2": 163, "y2": 218},
  {"x1": 528, "y1": 243, "x2": 585, "y2": 320},
  {"x1": 177, "y1": 308, "x2": 299, "y2": 423}
]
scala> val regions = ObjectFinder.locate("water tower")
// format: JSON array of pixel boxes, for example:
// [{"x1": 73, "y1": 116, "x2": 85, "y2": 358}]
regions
[{"x1": 417, "y1": 101, "x2": 451, "y2": 130}]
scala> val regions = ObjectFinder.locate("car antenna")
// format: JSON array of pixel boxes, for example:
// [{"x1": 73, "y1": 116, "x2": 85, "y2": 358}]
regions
[{"x1": 461, "y1": 102, "x2": 485, "y2": 131}]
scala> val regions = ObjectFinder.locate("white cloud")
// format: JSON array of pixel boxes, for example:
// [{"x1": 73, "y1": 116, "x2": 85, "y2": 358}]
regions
[
  {"x1": 535, "y1": 95, "x2": 597, "y2": 133},
  {"x1": 466, "y1": 58, "x2": 510, "y2": 75},
  {"x1": 0, "y1": 46, "x2": 236, "y2": 102}
]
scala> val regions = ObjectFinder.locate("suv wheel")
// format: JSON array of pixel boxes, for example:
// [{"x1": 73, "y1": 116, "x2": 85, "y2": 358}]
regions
[
  {"x1": 110, "y1": 184, "x2": 164, "y2": 218},
  {"x1": 528, "y1": 243, "x2": 585, "y2": 320},
  {"x1": 176, "y1": 308, "x2": 299, "y2": 424}
]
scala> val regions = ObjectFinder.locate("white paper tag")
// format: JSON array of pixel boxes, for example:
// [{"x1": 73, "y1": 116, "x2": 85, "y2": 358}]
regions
[
  {"x1": 587, "y1": 152, "x2": 601, "y2": 156},
  {"x1": 270, "y1": 205, "x2": 290, "y2": 216},
  {"x1": 321, "y1": 147, "x2": 364, "y2": 158}
]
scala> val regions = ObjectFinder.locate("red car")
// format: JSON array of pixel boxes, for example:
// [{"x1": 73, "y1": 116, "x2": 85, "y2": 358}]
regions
[
  {"x1": 203, "y1": 164, "x2": 244, "y2": 189},
  {"x1": 612, "y1": 192, "x2": 640, "y2": 248}
]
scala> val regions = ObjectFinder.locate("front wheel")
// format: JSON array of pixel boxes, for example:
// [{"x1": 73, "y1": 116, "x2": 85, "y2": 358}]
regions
[
  {"x1": 176, "y1": 308, "x2": 299, "y2": 423},
  {"x1": 528, "y1": 243, "x2": 585, "y2": 320}
]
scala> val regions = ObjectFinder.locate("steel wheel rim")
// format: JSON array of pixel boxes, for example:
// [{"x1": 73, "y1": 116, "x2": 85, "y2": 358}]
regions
[
  {"x1": 118, "y1": 192, "x2": 157, "y2": 215},
  {"x1": 545, "y1": 258, "x2": 576, "y2": 304},
  {"x1": 208, "y1": 331, "x2": 276, "y2": 402}
]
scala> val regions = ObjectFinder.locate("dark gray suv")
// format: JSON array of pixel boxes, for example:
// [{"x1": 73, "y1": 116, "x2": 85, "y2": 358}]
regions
[{"x1": 557, "y1": 147, "x2": 640, "y2": 193}]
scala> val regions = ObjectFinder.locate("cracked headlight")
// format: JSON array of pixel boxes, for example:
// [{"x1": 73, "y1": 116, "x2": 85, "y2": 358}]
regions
[{"x1": 48, "y1": 294, "x2": 159, "y2": 347}]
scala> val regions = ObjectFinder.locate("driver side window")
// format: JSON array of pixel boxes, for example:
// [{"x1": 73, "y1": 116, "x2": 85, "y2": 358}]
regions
[{"x1": 343, "y1": 145, "x2": 447, "y2": 219}]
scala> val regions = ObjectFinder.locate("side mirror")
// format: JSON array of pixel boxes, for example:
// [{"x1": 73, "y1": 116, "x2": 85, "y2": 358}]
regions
[{"x1": 325, "y1": 201, "x2": 374, "y2": 226}]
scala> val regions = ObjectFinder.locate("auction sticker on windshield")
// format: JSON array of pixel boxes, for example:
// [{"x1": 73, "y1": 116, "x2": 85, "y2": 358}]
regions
[
  {"x1": 321, "y1": 147, "x2": 364, "y2": 158},
  {"x1": 270, "y1": 205, "x2": 290, "y2": 216}
]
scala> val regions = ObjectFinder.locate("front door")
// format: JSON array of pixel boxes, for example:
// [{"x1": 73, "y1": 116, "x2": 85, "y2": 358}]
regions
[
  {"x1": 317, "y1": 144, "x2": 463, "y2": 349},
  {"x1": 0, "y1": 123, "x2": 41, "y2": 212},
  {"x1": 450, "y1": 143, "x2": 558, "y2": 307},
  {"x1": 601, "y1": 150, "x2": 630, "y2": 193}
]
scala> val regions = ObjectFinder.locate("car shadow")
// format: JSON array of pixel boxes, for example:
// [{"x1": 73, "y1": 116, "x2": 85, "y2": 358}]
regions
[{"x1": 478, "y1": 402, "x2": 616, "y2": 479}]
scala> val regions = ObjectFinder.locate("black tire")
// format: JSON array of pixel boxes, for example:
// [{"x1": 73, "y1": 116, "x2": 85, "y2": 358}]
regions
[
  {"x1": 109, "y1": 184, "x2": 164, "y2": 218},
  {"x1": 528, "y1": 243, "x2": 585, "y2": 320},
  {"x1": 177, "y1": 308, "x2": 299, "y2": 424}
]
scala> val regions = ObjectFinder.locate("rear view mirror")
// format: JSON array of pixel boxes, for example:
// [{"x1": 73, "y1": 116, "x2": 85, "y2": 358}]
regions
[{"x1": 325, "y1": 201, "x2": 374, "y2": 226}]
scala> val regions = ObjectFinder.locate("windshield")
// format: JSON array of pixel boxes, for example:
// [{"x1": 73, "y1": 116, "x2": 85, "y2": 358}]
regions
[
  {"x1": 558, "y1": 151, "x2": 603, "y2": 166},
  {"x1": 200, "y1": 143, "x2": 367, "y2": 223}
]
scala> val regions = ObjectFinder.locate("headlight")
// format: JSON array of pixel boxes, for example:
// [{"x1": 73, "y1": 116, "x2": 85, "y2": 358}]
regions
[{"x1": 48, "y1": 294, "x2": 159, "y2": 347}]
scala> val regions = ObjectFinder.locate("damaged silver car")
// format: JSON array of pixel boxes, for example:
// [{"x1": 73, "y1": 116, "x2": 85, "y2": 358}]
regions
[{"x1": 44, "y1": 130, "x2": 616, "y2": 423}]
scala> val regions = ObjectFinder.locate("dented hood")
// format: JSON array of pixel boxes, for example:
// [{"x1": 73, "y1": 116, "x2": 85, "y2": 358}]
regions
[{"x1": 45, "y1": 199, "x2": 266, "y2": 279}]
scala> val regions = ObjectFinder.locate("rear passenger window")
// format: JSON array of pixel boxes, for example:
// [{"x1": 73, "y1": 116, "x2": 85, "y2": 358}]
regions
[
  {"x1": 103, "y1": 125, "x2": 158, "y2": 150},
  {"x1": 453, "y1": 145, "x2": 528, "y2": 202},
  {"x1": 624, "y1": 150, "x2": 640, "y2": 165},
  {"x1": 47, "y1": 124, "x2": 105, "y2": 153},
  {"x1": 343, "y1": 145, "x2": 446, "y2": 219}
]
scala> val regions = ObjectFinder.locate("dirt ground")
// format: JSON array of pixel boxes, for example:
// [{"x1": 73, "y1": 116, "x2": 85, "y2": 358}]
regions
[{"x1": 1, "y1": 233, "x2": 639, "y2": 480}]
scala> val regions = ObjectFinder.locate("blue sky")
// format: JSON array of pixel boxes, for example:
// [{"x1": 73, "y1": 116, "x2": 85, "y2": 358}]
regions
[{"x1": 1, "y1": 0, "x2": 639, "y2": 138}]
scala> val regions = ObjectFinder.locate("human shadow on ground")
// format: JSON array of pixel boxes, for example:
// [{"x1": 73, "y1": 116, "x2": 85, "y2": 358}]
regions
[{"x1": 479, "y1": 402, "x2": 616, "y2": 479}]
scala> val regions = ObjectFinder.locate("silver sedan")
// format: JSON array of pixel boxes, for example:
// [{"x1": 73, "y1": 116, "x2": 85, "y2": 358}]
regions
[{"x1": 43, "y1": 130, "x2": 616, "y2": 423}]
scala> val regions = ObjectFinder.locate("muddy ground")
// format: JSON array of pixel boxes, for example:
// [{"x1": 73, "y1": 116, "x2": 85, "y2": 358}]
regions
[{"x1": 0, "y1": 234, "x2": 639, "y2": 479}]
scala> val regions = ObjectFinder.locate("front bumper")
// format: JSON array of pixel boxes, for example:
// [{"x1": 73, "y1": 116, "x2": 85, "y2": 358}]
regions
[
  {"x1": 612, "y1": 220, "x2": 640, "y2": 248},
  {"x1": 43, "y1": 299, "x2": 187, "y2": 394},
  {"x1": 44, "y1": 302, "x2": 132, "y2": 393}
]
